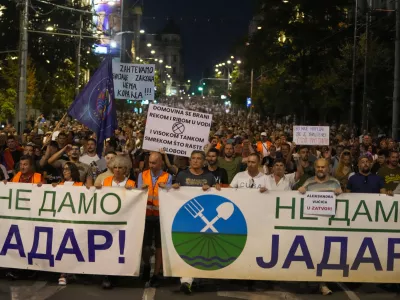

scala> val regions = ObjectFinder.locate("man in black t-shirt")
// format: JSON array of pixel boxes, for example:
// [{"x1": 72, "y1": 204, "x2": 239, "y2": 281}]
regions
[
  {"x1": 203, "y1": 148, "x2": 228, "y2": 185},
  {"x1": 39, "y1": 141, "x2": 62, "y2": 183},
  {"x1": 174, "y1": 151, "x2": 216, "y2": 188},
  {"x1": 173, "y1": 150, "x2": 220, "y2": 295}
]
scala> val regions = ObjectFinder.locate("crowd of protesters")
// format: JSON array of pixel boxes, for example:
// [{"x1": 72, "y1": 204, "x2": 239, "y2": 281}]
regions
[{"x1": 0, "y1": 98, "x2": 399, "y2": 295}]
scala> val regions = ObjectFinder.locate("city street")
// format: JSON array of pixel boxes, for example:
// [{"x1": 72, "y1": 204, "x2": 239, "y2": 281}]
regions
[{"x1": 0, "y1": 276, "x2": 398, "y2": 300}]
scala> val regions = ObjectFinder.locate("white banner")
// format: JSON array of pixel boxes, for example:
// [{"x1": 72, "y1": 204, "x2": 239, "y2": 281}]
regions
[
  {"x1": 143, "y1": 104, "x2": 212, "y2": 157},
  {"x1": 159, "y1": 188, "x2": 400, "y2": 283},
  {"x1": 293, "y1": 126, "x2": 330, "y2": 145},
  {"x1": 112, "y1": 61, "x2": 155, "y2": 100},
  {"x1": 0, "y1": 183, "x2": 147, "y2": 276}
]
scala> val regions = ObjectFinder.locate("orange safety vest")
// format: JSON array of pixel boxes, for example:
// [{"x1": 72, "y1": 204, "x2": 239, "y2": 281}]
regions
[
  {"x1": 142, "y1": 169, "x2": 170, "y2": 217},
  {"x1": 58, "y1": 181, "x2": 84, "y2": 186},
  {"x1": 103, "y1": 176, "x2": 136, "y2": 188},
  {"x1": 12, "y1": 172, "x2": 42, "y2": 183},
  {"x1": 257, "y1": 141, "x2": 272, "y2": 155}
]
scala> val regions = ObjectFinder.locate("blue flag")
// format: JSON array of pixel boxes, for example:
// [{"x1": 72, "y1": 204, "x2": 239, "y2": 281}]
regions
[{"x1": 68, "y1": 57, "x2": 117, "y2": 156}]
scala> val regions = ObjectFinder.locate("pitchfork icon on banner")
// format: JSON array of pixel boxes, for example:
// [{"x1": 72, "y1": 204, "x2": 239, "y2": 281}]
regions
[{"x1": 184, "y1": 199, "x2": 234, "y2": 233}]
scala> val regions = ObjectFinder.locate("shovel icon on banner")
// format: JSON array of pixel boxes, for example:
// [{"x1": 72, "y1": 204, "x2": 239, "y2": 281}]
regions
[{"x1": 200, "y1": 202, "x2": 235, "y2": 232}]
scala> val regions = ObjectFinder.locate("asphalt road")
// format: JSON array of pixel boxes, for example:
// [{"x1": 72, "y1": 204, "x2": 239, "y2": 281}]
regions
[{"x1": 0, "y1": 274, "x2": 399, "y2": 300}]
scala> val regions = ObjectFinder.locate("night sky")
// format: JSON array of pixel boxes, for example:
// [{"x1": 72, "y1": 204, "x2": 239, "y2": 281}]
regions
[{"x1": 141, "y1": 0, "x2": 254, "y2": 83}]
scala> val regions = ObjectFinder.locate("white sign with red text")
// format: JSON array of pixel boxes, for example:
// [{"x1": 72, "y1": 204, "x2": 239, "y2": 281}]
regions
[{"x1": 293, "y1": 126, "x2": 330, "y2": 145}]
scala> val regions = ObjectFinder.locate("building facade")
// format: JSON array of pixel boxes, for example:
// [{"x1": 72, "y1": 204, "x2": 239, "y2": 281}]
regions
[{"x1": 140, "y1": 21, "x2": 184, "y2": 96}]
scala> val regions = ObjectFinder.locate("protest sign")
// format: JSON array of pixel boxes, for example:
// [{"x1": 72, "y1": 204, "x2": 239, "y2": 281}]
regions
[
  {"x1": 160, "y1": 188, "x2": 399, "y2": 283},
  {"x1": 303, "y1": 192, "x2": 336, "y2": 216},
  {"x1": 293, "y1": 126, "x2": 330, "y2": 145},
  {"x1": 112, "y1": 61, "x2": 155, "y2": 100},
  {"x1": 0, "y1": 183, "x2": 147, "y2": 276},
  {"x1": 143, "y1": 104, "x2": 212, "y2": 157}
]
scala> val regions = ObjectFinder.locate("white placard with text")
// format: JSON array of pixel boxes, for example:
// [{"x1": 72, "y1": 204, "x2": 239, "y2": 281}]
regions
[
  {"x1": 143, "y1": 104, "x2": 212, "y2": 157},
  {"x1": 293, "y1": 126, "x2": 330, "y2": 145},
  {"x1": 303, "y1": 191, "x2": 336, "y2": 216},
  {"x1": 112, "y1": 61, "x2": 155, "y2": 100}
]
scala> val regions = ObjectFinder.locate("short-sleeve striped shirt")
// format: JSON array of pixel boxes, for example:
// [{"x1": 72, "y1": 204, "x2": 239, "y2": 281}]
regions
[{"x1": 302, "y1": 176, "x2": 341, "y2": 192}]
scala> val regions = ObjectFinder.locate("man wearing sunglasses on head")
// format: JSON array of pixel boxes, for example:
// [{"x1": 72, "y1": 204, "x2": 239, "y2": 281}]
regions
[
  {"x1": 229, "y1": 152, "x2": 267, "y2": 291},
  {"x1": 230, "y1": 153, "x2": 268, "y2": 192}
]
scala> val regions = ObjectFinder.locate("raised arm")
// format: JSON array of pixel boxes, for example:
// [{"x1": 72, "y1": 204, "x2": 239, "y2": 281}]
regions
[{"x1": 48, "y1": 144, "x2": 70, "y2": 165}]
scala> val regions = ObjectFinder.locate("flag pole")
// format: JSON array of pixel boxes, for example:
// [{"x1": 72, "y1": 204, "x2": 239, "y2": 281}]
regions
[{"x1": 42, "y1": 112, "x2": 68, "y2": 148}]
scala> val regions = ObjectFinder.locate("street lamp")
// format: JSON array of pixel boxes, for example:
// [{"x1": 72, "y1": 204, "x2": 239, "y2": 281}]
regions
[
  {"x1": 147, "y1": 43, "x2": 152, "y2": 47},
  {"x1": 236, "y1": 60, "x2": 242, "y2": 64},
  {"x1": 151, "y1": 50, "x2": 156, "y2": 54},
  {"x1": 140, "y1": 29, "x2": 145, "y2": 34},
  {"x1": 230, "y1": 56, "x2": 234, "y2": 59},
  {"x1": 187, "y1": 80, "x2": 191, "y2": 83},
  {"x1": 159, "y1": 60, "x2": 163, "y2": 63},
  {"x1": 227, "y1": 60, "x2": 232, "y2": 64},
  {"x1": 257, "y1": 26, "x2": 262, "y2": 30},
  {"x1": 215, "y1": 68, "x2": 219, "y2": 72}
]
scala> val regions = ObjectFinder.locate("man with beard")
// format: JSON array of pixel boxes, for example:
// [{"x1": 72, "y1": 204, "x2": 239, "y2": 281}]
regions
[
  {"x1": 347, "y1": 156, "x2": 385, "y2": 194},
  {"x1": 377, "y1": 151, "x2": 400, "y2": 192},
  {"x1": 80, "y1": 138, "x2": 101, "y2": 165},
  {"x1": 218, "y1": 143, "x2": 243, "y2": 184},
  {"x1": 299, "y1": 158, "x2": 341, "y2": 296},
  {"x1": 204, "y1": 148, "x2": 228, "y2": 186},
  {"x1": 293, "y1": 146, "x2": 315, "y2": 190}
]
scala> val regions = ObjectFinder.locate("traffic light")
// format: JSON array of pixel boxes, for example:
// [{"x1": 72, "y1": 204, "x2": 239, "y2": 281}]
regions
[{"x1": 198, "y1": 87, "x2": 203, "y2": 91}]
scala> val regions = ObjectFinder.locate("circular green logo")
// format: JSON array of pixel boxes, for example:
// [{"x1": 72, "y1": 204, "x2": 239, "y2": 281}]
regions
[{"x1": 171, "y1": 194, "x2": 247, "y2": 271}]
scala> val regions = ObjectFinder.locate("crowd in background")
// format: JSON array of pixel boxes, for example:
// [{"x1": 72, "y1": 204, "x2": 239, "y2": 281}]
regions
[{"x1": 0, "y1": 97, "x2": 399, "y2": 295}]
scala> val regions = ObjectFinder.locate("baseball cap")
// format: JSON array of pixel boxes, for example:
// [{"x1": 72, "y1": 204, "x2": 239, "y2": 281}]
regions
[{"x1": 261, "y1": 132, "x2": 267, "y2": 137}]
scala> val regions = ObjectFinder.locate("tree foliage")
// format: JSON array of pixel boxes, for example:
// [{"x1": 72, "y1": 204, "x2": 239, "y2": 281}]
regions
[
  {"x1": 0, "y1": 0, "x2": 100, "y2": 121},
  {"x1": 231, "y1": 0, "x2": 395, "y2": 128},
  {"x1": 0, "y1": 56, "x2": 37, "y2": 121}
]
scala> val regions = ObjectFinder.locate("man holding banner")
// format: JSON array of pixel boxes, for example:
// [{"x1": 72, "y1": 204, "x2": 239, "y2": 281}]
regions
[
  {"x1": 299, "y1": 158, "x2": 342, "y2": 295},
  {"x1": 230, "y1": 153, "x2": 268, "y2": 192},
  {"x1": 172, "y1": 150, "x2": 221, "y2": 294},
  {"x1": 137, "y1": 152, "x2": 172, "y2": 287}
]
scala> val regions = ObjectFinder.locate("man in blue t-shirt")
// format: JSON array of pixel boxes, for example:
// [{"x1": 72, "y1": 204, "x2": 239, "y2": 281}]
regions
[{"x1": 347, "y1": 156, "x2": 386, "y2": 194}]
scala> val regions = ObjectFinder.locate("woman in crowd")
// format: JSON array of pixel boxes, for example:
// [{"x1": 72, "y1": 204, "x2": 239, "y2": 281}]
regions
[
  {"x1": 334, "y1": 151, "x2": 353, "y2": 190},
  {"x1": 94, "y1": 155, "x2": 135, "y2": 289},
  {"x1": 97, "y1": 155, "x2": 135, "y2": 189},
  {"x1": 51, "y1": 162, "x2": 83, "y2": 286},
  {"x1": 54, "y1": 162, "x2": 83, "y2": 187}
]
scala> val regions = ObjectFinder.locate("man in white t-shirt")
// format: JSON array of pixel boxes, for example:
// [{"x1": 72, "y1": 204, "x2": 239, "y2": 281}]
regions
[
  {"x1": 80, "y1": 138, "x2": 101, "y2": 165},
  {"x1": 230, "y1": 153, "x2": 267, "y2": 192},
  {"x1": 230, "y1": 152, "x2": 267, "y2": 291},
  {"x1": 266, "y1": 158, "x2": 302, "y2": 191}
]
